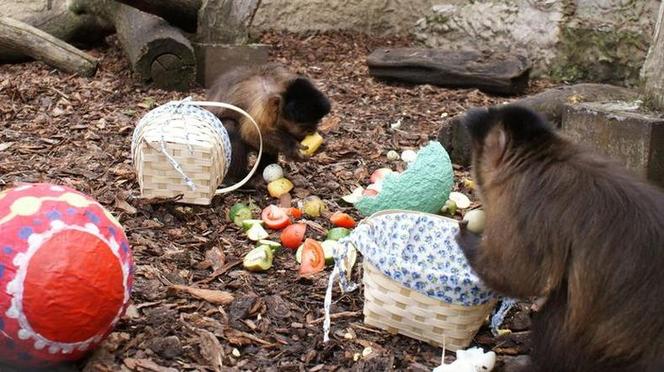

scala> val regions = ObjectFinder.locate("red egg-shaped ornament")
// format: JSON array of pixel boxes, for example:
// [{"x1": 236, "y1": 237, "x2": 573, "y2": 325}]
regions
[{"x1": 0, "y1": 183, "x2": 133, "y2": 368}]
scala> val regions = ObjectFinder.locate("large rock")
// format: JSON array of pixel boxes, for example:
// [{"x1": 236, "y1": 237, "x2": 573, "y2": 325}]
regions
[{"x1": 562, "y1": 101, "x2": 664, "y2": 187}]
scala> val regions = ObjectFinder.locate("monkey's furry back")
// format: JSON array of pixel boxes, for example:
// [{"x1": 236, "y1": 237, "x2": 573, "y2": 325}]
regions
[{"x1": 460, "y1": 105, "x2": 664, "y2": 372}]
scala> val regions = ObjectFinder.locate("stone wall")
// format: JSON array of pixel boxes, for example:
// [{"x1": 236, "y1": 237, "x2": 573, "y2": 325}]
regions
[
  {"x1": 413, "y1": 0, "x2": 660, "y2": 85},
  {"x1": 252, "y1": 0, "x2": 443, "y2": 35}
]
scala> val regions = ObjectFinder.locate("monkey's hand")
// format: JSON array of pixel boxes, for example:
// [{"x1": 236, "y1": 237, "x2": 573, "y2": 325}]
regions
[{"x1": 456, "y1": 220, "x2": 482, "y2": 264}]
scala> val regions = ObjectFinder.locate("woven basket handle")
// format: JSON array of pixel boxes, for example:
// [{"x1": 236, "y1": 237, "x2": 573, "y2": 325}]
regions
[{"x1": 186, "y1": 101, "x2": 263, "y2": 195}]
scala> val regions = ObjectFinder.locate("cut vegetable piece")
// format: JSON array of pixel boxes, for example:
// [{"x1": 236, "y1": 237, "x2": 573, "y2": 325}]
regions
[
  {"x1": 449, "y1": 191, "x2": 471, "y2": 209},
  {"x1": 261, "y1": 205, "x2": 291, "y2": 230},
  {"x1": 321, "y1": 240, "x2": 339, "y2": 265},
  {"x1": 262, "y1": 163, "x2": 284, "y2": 183},
  {"x1": 267, "y1": 178, "x2": 294, "y2": 198},
  {"x1": 295, "y1": 244, "x2": 303, "y2": 264},
  {"x1": 326, "y1": 227, "x2": 351, "y2": 241},
  {"x1": 246, "y1": 223, "x2": 269, "y2": 241},
  {"x1": 440, "y1": 199, "x2": 457, "y2": 216},
  {"x1": 401, "y1": 149, "x2": 417, "y2": 163},
  {"x1": 229, "y1": 203, "x2": 252, "y2": 226},
  {"x1": 301, "y1": 195, "x2": 325, "y2": 217},
  {"x1": 243, "y1": 245, "x2": 273, "y2": 272},
  {"x1": 386, "y1": 150, "x2": 400, "y2": 161},
  {"x1": 463, "y1": 209, "x2": 486, "y2": 234},
  {"x1": 280, "y1": 223, "x2": 307, "y2": 249},
  {"x1": 342, "y1": 186, "x2": 365, "y2": 204},
  {"x1": 300, "y1": 132, "x2": 324, "y2": 156},
  {"x1": 370, "y1": 168, "x2": 393, "y2": 184},
  {"x1": 299, "y1": 239, "x2": 325, "y2": 276},
  {"x1": 330, "y1": 212, "x2": 356, "y2": 228},
  {"x1": 283, "y1": 207, "x2": 303, "y2": 219},
  {"x1": 258, "y1": 239, "x2": 281, "y2": 253},
  {"x1": 241, "y1": 219, "x2": 264, "y2": 231}
]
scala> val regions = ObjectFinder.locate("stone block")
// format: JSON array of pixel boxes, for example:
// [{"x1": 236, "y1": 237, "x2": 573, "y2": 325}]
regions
[
  {"x1": 194, "y1": 43, "x2": 270, "y2": 88},
  {"x1": 562, "y1": 101, "x2": 664, "y2": 187},
  {"x1": 437, "y1": 116, "x2": 472, "y2": 167}
]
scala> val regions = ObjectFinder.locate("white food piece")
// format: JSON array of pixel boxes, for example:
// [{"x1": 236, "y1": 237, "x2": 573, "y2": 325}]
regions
[
  {"x1": 401, "y1": 149, "x2": 417, "y2": 163},
  {"x1": 386, "y1": 150, "x2": 400, "y2": 161},
  {"x1": 433, "y1": 347, "x2": 496, "y2": 372},
  {"x1": 341, "y1": 186, "x2": 365, "y2": 204},
  {"x1": 463, "y1": 209, "x2": 486, "y2": 234},
  {"x1": 246, "y1": 223, "x2": 269, "y2": 241},
  {"x1": 366, "y1": 182, "x2": 383, "y2": 193},
  {"x1": 449, "y1": 191, "x2": 471, "y2": 209},
  {"x1": 262, "y1": 163, "x2": 284, "y2": 183}
]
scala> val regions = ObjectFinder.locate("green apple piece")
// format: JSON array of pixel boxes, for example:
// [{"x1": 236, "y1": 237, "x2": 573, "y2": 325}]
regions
[
  {"x1": 326, "y1": 227, "x2": 351, "y2": 241},
  {"x1": 246, "y1": 223, "x2": 269, "y2": 241},
  {"x1": 243, "y1": 245, "x2": 273, "y2": 272},
  {"x1": 241, "y1": 219, "x2": 264, "y2": 231}
]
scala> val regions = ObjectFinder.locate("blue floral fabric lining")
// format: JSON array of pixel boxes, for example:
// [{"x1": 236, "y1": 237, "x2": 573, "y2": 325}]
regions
[{"x1": 337, "y1": 212, "x2": 495, "y2": 306}]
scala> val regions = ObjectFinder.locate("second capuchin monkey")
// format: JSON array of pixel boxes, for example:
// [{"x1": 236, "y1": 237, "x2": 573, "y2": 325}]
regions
[
  {"x1": 455, "y1": 105, "x2": 664, "y2": 372},
  {"x1": 206, "y1": 63, "x2": 331, "y2": 184}
]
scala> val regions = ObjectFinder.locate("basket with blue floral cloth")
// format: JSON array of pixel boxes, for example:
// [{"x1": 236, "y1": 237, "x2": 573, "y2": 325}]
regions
[{"x1": 323, "y1": 209, "x2": 514, "y2": 351}]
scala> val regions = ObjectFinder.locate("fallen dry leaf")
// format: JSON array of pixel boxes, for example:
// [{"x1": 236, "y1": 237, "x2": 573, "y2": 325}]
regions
[
  {"x1": 169, "y1": 284, "x2": 234, "y2": 305},
  {"x1": 123, "y1": 357, "x2": 178, "y2": 372},
  {"x1": 0, "y1": 142, "x2": 14, "y2": 152}
]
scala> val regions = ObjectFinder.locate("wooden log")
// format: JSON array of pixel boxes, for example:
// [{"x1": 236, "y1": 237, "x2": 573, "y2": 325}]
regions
[
  {"x1": 1, "y1": 0, "x2": 112, "y2": 63},
  {"x1": 0, "y1": 17, "x2": 98, "y2": 76},
  {"x1": 642, "y1": 2, "x2": 664, "y2": 111},
  {"x1": 367, "y1": 48, "x2": 531, "y2": 95},
  {"x1": 113, "y1": 0, "x2": 201, "y2": 33},
  {"x1": 71, "y1": 0, "x2": 196, "y2": 91},
  {"x1": 508, "y1": 83, "x2": 639, "y2": 126}
]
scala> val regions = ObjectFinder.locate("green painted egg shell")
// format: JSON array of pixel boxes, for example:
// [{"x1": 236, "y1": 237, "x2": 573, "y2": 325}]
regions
[{"x1": 355, "y1": 141, "x2": 454, "y2": 216}]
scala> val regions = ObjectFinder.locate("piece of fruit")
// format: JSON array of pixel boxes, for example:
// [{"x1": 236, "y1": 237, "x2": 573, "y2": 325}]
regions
[
  {"x1": 370, "y1": 168, "x2": 393, "y2": 184},
  {"x1": 326, "y1": 227, "x2": 351, "y2": 241},
  {"x1": 342, "y1": 186, "x2": 365, "y2": 204},
  {"x1": 267, "y1": 178, "x2": 294, "y2": 198},
  {"x1": 301, "y1": 195, "x2": 325, "y2": 217},
  {"x1": 401, "y1": 149, "x2": 417, "y2": 163},
  {"x1": 440, "y1": 199, "x2": 457, "y2": 215},
  {"x1": 362, "y1": 189, "x2": 378, "y2": 197},
  {"x1": 295, "y1": 245, "x2": 303, "y2": 263},
  {"x1": 280, "y1": 223, "x2": 306, "y2": 249},
  {"x1": 300, "y1": 132, "x2": 324, "y2": 156},
  {"x1": 261, "y1": 205, "x2": 291, "y2": 230},
  {"x1": 229, "y1": 203, "x2": 252, "y2": 226},
  {"x1": 258, "y1": 239, "x2": 282, "y2": 253},
  {"x1": 462, "y1": 177, "x2": 476, "y2": 190},
  {"x1": 246, "y1": 223, "x2": 269, "y2": 241},
  {"x1": 449, "y1": 191, "x2": 471, "y2": 209},
  {"x1": 299, "y1": 239, "x2": 325, "y2": 276},
  {"x1": 243, "y1": 245, "x2": 273, "y2": 272},
  {"x1": 241, "y1": 219, "x2": 264, "y2": 231},
  {"x1": 320, "y1": 240, "x2": 339, "y2": 265},
  {"x1": 463, "y1": 209, "x2": 486, "y2": 234},
  {"x1": 330, "y1": 212, "x2": 356, "y2": 228},
  {"x1": 263, "y1": 163, "x2": 284, "y2": 183},
  {"x1": 283, "y1": 207, "x2": 302, "y2": 219},
  {"x1": 386, "y1": 150, "x2": 400, "y2": 161}
]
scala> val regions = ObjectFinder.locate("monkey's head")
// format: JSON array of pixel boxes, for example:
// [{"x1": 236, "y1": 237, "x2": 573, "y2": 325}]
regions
[
  {"x1": 460, "y1": 104, "x2": 555, "y2": 190},
  {"x1": 266, "y1": 76, "x2": 331, "y2": 140}
]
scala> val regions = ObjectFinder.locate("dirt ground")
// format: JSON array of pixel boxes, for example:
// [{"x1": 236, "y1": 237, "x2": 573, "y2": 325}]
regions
[{"x1": 0, "y1": 32, "x2": 555, "y2": 371}]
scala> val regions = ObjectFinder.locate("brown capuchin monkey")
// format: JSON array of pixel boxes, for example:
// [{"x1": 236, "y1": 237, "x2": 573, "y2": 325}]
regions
[
  {"x1": 455, "y1": 105, "x2": 664, "y2": 372},
  {"x1": 206, "y1": 63, "x2": 331, "y2": 184}
]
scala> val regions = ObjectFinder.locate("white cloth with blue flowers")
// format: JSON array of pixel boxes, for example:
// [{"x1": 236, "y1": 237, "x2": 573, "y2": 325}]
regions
[{"x1": 338, "y1": 211, "x2": 495, "y2": 306}]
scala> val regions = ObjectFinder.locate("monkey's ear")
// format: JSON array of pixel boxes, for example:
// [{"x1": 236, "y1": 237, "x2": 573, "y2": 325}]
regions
[
  {"x1": 483, "y1": 124, "x2": 508, "y2": 167},
  {"x1": 268, "y1": 95, "x2": 282, "y2": 110}
]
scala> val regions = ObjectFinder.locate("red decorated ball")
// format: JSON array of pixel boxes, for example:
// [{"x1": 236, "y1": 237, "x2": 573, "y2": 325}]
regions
[{"x1": 0, "y1": 183, "x2": 133, "y2": 367}]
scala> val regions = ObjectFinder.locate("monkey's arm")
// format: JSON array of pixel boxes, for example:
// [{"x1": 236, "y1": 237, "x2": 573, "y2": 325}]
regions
[
  {"x1": 456, "y1": 221, "x2": 482, "y2": 264},
  {"x1": 261, "y1": 130, "x2": 308, "y2": 162}
]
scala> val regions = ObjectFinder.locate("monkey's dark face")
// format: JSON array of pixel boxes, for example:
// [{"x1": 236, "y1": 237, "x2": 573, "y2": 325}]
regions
[
  {"x1": 279, "y1": 77, "x2": 331, "y2": 140},
  {"x1": 461, "y1": 105, "x2": 555, "y2": 190}
]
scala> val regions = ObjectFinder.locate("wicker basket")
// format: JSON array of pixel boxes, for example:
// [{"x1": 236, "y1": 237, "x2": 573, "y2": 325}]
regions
[
  {"x1": 132, "y1": 100, "x2": 262, "y2": 205},
  {"x1": 363, "y1": 261, "x2": 496, "y2": 350}
]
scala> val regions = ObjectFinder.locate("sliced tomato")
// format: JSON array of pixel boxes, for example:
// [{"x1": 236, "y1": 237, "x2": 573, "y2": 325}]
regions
[
  {"x1": 330, "y1": 211, "x2": 356, "y2": 228},
  {"x1": 299, "y1": 239, "x2": 325, "y2": 276},
  {"x1": 280, "y1": 223, "x2": 306, "y2": 249},
  {"x1": 283, "y1": 207, "x2": 303, "y2": 219},
  {"x1": 261, "y1": 205, "x2": 291, "y2": 230}
]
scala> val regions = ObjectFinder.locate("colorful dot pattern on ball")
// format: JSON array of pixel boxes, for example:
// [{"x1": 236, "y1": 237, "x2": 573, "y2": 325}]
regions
[{"x1": 0, "y1": 184, "x2": 133, "y2": 367}]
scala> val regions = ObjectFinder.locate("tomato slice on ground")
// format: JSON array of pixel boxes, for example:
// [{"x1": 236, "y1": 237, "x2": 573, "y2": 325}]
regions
[
  {"x1": 280, "y1": 223, "x2": 306, "y2": 249},
  {"x1": 330, "y1": 211, "x2": 356, "y2": 228},
  {"x1": 261, "y1": 205, "x2": 292, "y2": 230},
  {"x1": 283, "y1": 207, "x2": 303, "y2": 219},
  {"x1": 299, "y1": 239, "x2": 325, "y2": 276}
]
